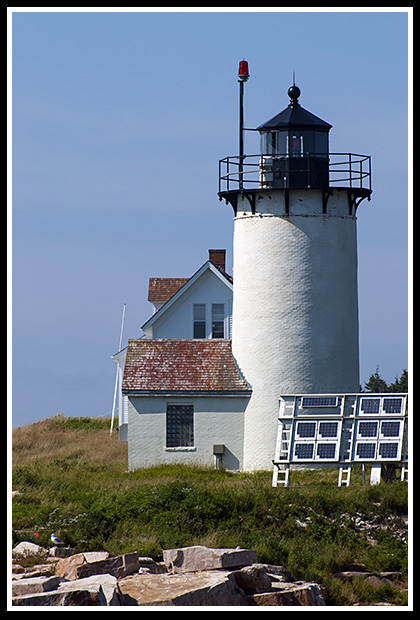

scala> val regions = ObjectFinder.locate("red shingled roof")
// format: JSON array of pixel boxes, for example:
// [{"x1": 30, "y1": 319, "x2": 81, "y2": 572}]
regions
[
  {"x1": 122, "y1": 339, "x2": 251, "y2": 394},
  {"x1": 147, "y1": 278, "x2": 190, "y2": 303}
]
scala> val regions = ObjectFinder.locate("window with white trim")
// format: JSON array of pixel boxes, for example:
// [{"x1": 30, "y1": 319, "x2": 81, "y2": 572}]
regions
[
  {"x1": 212, "y1": 303, "x2": 225, "y2": 338},
  {"x1": 193, "y1": 304, "x2": 206, "y2": 339}
]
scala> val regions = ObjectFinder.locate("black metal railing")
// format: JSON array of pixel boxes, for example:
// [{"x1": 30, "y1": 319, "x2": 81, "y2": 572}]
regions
[{"x1": 218, "y1": 153, "x2": 371, "y2": 193}]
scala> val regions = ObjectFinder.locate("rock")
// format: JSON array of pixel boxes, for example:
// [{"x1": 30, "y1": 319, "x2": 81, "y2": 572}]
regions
[
  {"x1": 364, "y1": 574, "x2": 394, "y2": 588},
  {"x1": 12, "y1": 587, "x2": 107, "y2": 606},
  {"x1": 118, "y1": 570, "x2": 250, "y2": 606},
  {"x1": 55, "y1": 551, "x2": 139, "y2": 581},
  {"x1": 57, "y1": 574, "x2": 124, "y2": 606},
  {"x1": 54, "y1": 553, "x2": 85, "y2": 580},
  {"x1": 163, "y1": 545, "x2": 258, "y2": 574},
  {"x1": 334, "y1": 570, "x2": 373, "y2": 582},
  {"x1": 137, "y1": 556, "x2": 167, "y2": 574},
  {"x1": 263, "y1": 563, "x2": 292, "y2": 581},
  {"x1": 12, "y1": 575, "x2": 62, "y2": 597},
  {"x1": 333, "y1": 570, "x2": 402, "y2": 585},
  {"x1": 12, "y1": 541, "x2": 49, "y2": 560},
  {"x1": 49, "y1": 546, "x2": 74, "y2": 558},
  {"x1": 255, "y1": 581, "x2": 326, "y2": 606},
  {"x1": 9, "y1": 545, "x2": 328, "y2": 607},
  {"x1": 82, "y1": 551, "x2": 113, "y2": 562},
  {"x1": 231, "y1": 564, "x2": 272, "y2": 594},
  {"x1": 12, "y1": 564, "x2": 56, "y2": 580},
  {"x1": 118, "y1": 565, "x2": 326, "y2": 607}
]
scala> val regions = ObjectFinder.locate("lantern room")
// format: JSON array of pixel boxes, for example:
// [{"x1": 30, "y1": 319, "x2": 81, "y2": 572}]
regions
[{"x1": 257, "y1": 83, "x2": 332, "y2": 189}]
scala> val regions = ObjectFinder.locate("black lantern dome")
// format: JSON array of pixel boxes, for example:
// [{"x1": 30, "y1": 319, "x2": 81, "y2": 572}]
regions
[{"x1": 257, "y1": 83, "x2": 332, "y2": 189}]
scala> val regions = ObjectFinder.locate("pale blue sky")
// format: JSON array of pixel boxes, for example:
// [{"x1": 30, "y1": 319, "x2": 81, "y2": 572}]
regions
[{"x1": 10, "y1": 9, "x2": 411, "y2": 427}]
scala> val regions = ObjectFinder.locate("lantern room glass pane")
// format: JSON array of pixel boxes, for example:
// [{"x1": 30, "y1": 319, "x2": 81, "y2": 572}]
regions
[
  {"x1": 260, "y1": 129, "x2": 329, "y2": 161},
  {"x1": 261, "y1": 131, "x2": 287, "y2": 156},
  {"x1": 315, "y1": 132, "x2": 328, "y2": 158}
]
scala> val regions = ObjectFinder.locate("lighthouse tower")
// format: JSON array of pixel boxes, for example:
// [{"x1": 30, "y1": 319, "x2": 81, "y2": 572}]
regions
[{"x1": 219, "y1": 63, "x2": 372, "y2": 470}]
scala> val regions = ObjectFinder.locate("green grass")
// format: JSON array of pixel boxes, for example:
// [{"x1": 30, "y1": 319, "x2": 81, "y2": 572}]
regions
[{"x1": 12, "y1": 415, "x2": 409, "y2": 606}]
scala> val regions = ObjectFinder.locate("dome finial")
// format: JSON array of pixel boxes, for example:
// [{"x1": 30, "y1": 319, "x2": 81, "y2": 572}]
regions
[{"x1": 288, "y1": 71, "x2": 300, "y2": 105}]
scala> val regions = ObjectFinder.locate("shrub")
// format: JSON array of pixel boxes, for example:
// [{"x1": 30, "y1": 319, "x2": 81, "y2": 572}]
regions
[{"x1": 12, "y1": 416, "x2": 408, "y2": 605}]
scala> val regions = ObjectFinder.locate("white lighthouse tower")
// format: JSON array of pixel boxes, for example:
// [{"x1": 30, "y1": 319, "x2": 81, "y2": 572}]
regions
[{"x1": 219, "y1": 63, "x2": 372, "y2": 470}]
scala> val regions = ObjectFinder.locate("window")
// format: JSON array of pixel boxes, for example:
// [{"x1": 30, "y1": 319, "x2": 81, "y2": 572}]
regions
[
  {"x1": 212, "y1": 304, "x2": 224, "y2": 338},
  {"x1": 166, "y1": 405, "x2": 194, "y2": 447},
  {"x1": 193, "y1": 304, "x2": 206, "y2": 338},
  {"x1": 290, "y1": 134, "x2": 303, "y2": 157}
]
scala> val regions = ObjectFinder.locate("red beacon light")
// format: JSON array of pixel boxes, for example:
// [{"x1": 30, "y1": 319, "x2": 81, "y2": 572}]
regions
[{"x1": 238, "y1": 59, "x2": 249, "y2": 82}]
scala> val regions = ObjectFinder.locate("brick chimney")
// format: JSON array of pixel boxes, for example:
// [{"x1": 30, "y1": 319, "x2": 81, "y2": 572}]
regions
[{"x1": 208, "y1": 249, "x2": 226, "y2": 271}]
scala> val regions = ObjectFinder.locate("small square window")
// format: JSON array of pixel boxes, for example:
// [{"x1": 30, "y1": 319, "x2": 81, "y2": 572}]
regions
[{"x1": 166, "y1": 405, "x2": 194, "y2": 448}]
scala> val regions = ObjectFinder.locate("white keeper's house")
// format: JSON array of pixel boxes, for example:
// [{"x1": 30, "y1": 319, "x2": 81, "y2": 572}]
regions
[{"x1": 113, "y1": 66, "x2": 376, "y2": 472}]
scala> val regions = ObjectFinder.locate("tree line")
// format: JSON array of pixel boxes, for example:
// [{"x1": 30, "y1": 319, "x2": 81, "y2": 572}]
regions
[{"x1": 362, "y1": 367, "x2": 408, "y2": 393}]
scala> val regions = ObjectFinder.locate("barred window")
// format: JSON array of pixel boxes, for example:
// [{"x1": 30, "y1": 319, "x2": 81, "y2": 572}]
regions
[{"x1": 166, "y1": 405, "x2": 194, "y2": 447}]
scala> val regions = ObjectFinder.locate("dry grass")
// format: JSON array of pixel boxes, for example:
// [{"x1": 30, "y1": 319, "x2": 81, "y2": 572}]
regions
[{"x1": 12, "y1": 414, "x2": 128, "y2": 469}]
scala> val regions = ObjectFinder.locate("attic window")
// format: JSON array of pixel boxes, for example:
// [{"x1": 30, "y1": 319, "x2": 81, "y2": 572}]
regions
[
  {"x1": 193, "y1": 304, "x2": 206, "y2": 338},
  {"x1": 212, "y1": 304, "x2": 224, "y2": 338}
]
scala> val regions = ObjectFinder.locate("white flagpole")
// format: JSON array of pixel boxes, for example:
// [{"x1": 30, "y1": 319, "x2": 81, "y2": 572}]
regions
[{"x1": 110, "y1": 303, "x2": 126, "y2": 435}]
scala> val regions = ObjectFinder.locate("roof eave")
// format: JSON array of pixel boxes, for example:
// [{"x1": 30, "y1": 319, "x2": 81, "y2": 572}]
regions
[
  {"x1": 257, "y1": 105, "x2": 332, "y2": 131},
  {"x1": 122, "y1": 389, "x2": 252, "y2": 397}
]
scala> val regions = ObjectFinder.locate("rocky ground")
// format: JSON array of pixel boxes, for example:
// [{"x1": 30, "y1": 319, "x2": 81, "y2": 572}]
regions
[{"x1": 11, "y1": 542, "x2": 327, "y2": 607}]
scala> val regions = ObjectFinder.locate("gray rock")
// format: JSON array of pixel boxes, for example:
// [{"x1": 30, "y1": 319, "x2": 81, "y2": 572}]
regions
[
  {"x1": 256, "y1": 581, "x2": 326, "y2": 606},
  {"x1": 12, "y1": 541, "x2": 49, "y2": 560},
  {"x1": 163, "y1": 545, "x2": 258, "y2": 574},
  {"x1": 49, "y1": 546, "x2": 74, "y2": 558},
  {"x1": 118, "y1": 569, "x2": 250, "y2": 606},
  {"x1": 10, "y1": 545, "x2": 327, "y2": 607},
  {"x1": 231, "y1": 564, "x2": 273, "y2": 594},
  {"x1": 57, "y1": 574, "x2": 124, "y2": 606},
  {"x1": 55, "y1": 551, "x2": 139, "y2": 581},
  {"x1": 12, "y1": 587, "x2": 107, "y2": 606},
  {"x1": 12, "y1": 575, "x2": 62, "y2": 597}
]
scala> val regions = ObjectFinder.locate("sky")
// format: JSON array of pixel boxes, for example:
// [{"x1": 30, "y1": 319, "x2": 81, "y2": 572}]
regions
[{"x1": 9, "y1": 8, "x2": 412, "y2": 429}]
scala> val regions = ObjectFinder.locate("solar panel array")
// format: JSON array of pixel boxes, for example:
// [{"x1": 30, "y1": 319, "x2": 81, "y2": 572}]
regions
[{"x1": 273, "y1": 393, "x2": 408, "y2": 486}]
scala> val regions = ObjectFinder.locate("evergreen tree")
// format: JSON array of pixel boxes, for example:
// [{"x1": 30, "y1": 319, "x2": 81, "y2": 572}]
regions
[
  {"x1": 388, "y1": 369, "x2": 408, "y2": 393},
  {"x1": 363, "y1": 366, "x2": 388, "y2": 393}
]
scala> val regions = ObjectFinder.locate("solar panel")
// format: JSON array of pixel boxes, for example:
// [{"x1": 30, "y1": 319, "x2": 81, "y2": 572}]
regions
[
  {"x1": 360, "y1": 398, "x2": 380, "y2": 414},
  {"x1": 378, "y1": 442, "x2": 399, "y2": 459},
  {"x1": 318, "y1": 421, "x2": 339, "y2": 438},
  {"x1": 380, "y1": 421, "x2": 401, "y2": 438},
  {"x1": 356, "y1": 442, "x2": 376, "y2": 459},
  {"x1": 296, "y1": 422, "x2": 316, "y2": 438},
  {"x1": 358, "y1": 421, "x2": 378, "y2": 438},
  {"x1": 274, "y1": 394, "x2": 407, "y2": 483},
  {"x1": 382, "y1": 398, "x2": 403, "y2": 414},
  {"x1": 294, "y1": 443, "x2": 314, "y2": 459},
  {"x1": 316, "y1": 443, "x2": 336, "y2": 459},
  {"x1": 301, "y1": 396, "x2": 337, "y2": 407}
]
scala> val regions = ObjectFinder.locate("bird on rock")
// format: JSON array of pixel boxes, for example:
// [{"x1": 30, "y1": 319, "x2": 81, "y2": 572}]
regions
[{"x1": 51, "y1": 533, "x2": 65, "y2": 545}]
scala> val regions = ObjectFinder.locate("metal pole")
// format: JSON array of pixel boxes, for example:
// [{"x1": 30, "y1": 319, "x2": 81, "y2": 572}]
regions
[
  {"x1": 239, "y1": 79, "x2": 244, "y2": 190},
  {"x1": 110, "y1": 303, "x2": 126, "y2": 435},
  {"x1": 237, "y1": 59, "x2": 249, "y2": 190}
]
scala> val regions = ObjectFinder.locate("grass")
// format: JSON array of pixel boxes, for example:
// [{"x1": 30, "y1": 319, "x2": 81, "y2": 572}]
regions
[{"x1": 11, "y1": 414, "x2": 409, "y2": 606}]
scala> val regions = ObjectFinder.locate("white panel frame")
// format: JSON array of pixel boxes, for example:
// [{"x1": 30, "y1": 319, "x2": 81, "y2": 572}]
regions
[{"x1": 273, "y1": 393, "x2": 408, "y2": 486}]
